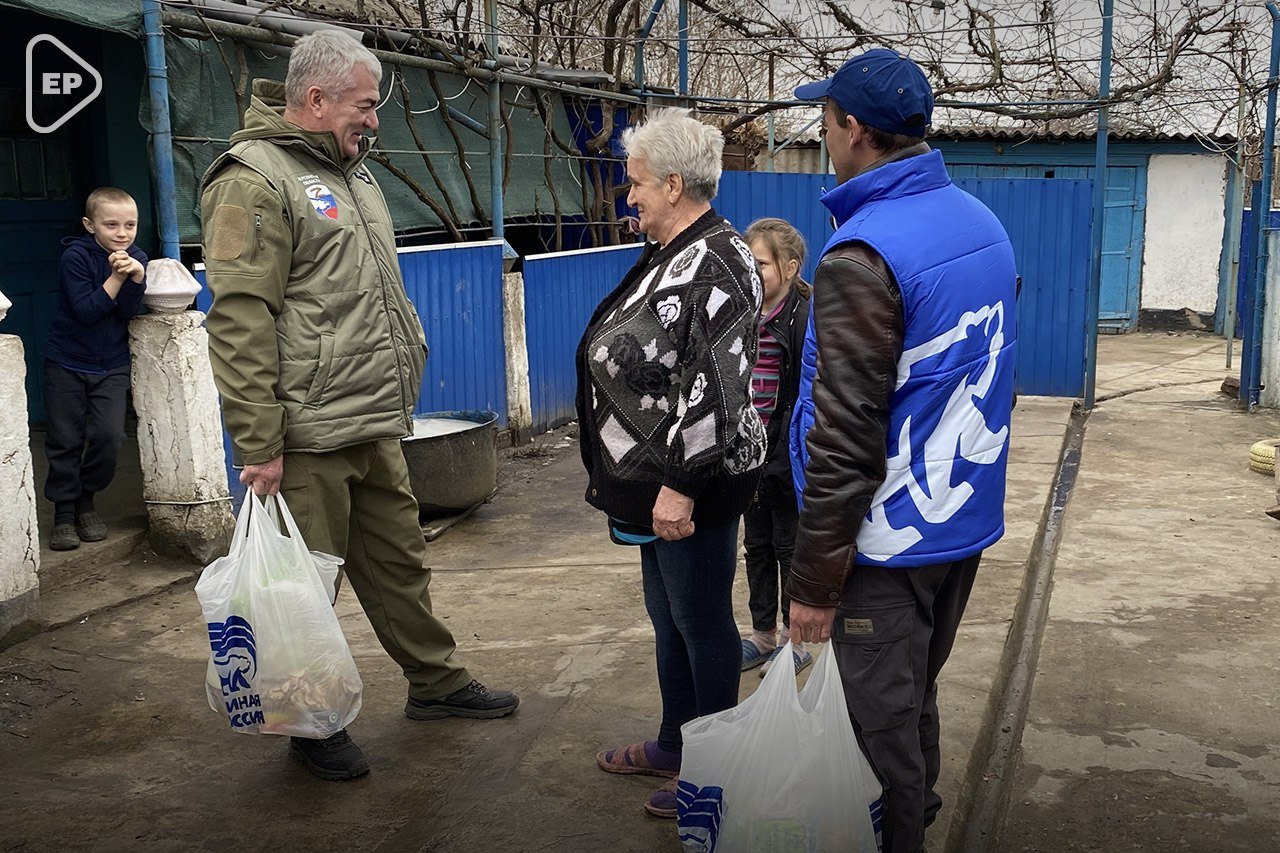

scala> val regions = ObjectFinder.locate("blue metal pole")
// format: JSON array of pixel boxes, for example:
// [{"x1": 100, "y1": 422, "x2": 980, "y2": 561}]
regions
[
  {"x1": 141, "y1": 0, "x2": 180, "y2": 259},
  {"x1": 1245, "y1": 2, "x2": 1280, "y2": 407},
  {"x1": 1083, "y1": 0, "x2": 1113, "y2": 410},
  {"x1": 678, "y1": 0, "x2": 688, "y2": 96},
  {"x1": 633, "y1": 0, "x2": 666, "y2": 94},
  {"x1": 1243, "y1": 181, "x2": 1265, "y2": 403},
  {"x1": 486, "y1": 0, "x2": 504, "y2": 240}
]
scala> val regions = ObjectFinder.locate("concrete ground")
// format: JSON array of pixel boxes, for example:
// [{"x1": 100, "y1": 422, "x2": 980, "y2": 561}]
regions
[
  {"x1": 1001, "y1": 334, "x2": 1280, "y2": 852},
  {"x1": 1, "y1": 331, "x2": 1265, "y2": 852}
]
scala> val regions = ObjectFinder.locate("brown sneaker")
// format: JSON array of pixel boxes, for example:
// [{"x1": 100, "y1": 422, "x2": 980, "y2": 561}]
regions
[
  {"x1": 75, "y1": 511, "x2": 108, "y2": 542},
  {"x1": 50, "y1": 523, "x2": 80, "y2": 551}
]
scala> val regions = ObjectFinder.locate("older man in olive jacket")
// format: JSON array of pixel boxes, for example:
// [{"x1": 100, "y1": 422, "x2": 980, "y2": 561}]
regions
[{"x1": 200, "y1": 29, "x2": 517, "y2": 782}]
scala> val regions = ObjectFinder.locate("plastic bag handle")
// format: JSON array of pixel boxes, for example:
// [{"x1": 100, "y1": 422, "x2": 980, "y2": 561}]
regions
[
  {"x1": 225, "y1": 491, "x2": 260, "y2": 559},
  {"x1": 755, "y1": 639, "x2": 805, "y2": 713},
  {"x1": 249, "y1": 492, "x2": 304, "y2": 545},
  {"x1": 269, "y1": 493, "x2": 308, "y2": 545}
]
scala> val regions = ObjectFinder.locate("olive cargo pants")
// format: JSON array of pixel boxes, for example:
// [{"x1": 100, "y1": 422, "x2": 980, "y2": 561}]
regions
[{"x1": 280, "y1": 439, "x2": 472, "y2": 701}]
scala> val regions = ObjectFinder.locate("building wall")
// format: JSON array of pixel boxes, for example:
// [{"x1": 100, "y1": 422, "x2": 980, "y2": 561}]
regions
[{"x1": 1140, "y1": 153, "x2": 1227, "y2": 313}]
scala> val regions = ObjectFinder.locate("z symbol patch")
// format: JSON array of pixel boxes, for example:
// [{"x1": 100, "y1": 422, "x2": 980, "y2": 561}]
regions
[{"x1": 305, "y1": 183, "x2": 340, "y2": 220}]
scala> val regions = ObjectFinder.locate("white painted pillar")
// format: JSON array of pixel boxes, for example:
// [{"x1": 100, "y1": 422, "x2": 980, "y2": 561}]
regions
[
  {"x1": 503, "y1": 271, "x2": 534, "y2": 442},
  {"x1": 0, "y1": 335, "x2": 39, "y2": 640},
  {"x1": 128, "y1": 311, "x2": 233, "y2": 563},
  {"x1": 1259, "y1": 232, "x2": 1280, "y2": 408}
]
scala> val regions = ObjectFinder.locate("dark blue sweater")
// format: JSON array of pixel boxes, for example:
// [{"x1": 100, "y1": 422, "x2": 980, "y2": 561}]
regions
[{"x1": 45, "y1": 234, "x2": 148, "y2": 373}]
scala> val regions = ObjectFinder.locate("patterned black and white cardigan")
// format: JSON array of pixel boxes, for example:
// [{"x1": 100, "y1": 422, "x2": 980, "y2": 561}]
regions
[{"x1": 575, "y1": 209, "x2": 767, "y2": 527}]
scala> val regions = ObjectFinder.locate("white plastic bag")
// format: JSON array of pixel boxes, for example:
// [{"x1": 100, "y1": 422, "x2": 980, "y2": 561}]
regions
[
  {"x1": 677, "y1": 642, "x2": 884, "y2": 852},
  {"x1": 196, "y1": 493, "x2": 362, "y2": 738},
  {"x1": 261, "y1": 494, "x2": 343, "y2": 605}
]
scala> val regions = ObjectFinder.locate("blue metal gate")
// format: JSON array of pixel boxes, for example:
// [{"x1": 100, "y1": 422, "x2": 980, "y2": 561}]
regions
[{"x1": 524, "y1": 243, "x2": 644, "y2": 432}]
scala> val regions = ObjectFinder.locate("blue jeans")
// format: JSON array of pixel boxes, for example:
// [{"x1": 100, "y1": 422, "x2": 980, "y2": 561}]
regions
[{"x1": 640, "y1": 518, "x2": 742, "y2": 751}]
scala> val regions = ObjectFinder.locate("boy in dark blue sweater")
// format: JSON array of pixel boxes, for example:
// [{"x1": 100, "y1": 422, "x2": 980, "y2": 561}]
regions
[{"x1": 44, "y1": 187, "x2": 147, "y2": 551}]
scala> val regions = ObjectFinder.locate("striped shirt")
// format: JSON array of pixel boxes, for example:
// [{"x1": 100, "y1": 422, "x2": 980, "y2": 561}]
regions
[{"x1": 752, "y1": 300, "x2": 786, "y2": 428}]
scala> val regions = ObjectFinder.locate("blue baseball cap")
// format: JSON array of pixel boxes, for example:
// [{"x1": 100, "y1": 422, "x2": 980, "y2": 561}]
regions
[{"x1": 795, "y1": 48, "x2": 933, "y2": 137}]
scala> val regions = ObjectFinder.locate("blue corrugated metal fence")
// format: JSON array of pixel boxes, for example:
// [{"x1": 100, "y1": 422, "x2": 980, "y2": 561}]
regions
[
  {"x1": 398, "y1": 241, "x2": 508, "y2": 421},
  {"x1": 1234, "y1": 208, "x2": 1280, "y2": 335},
  {"x1": 717, "y1": 171, "x2": 833, "y2": 283},
  {"x1": 960, "y1": 178, "x2": 1093, "y2": 397},
  {"x1": 524, "y1": 243, "x2": 645, "y2": 432},
  {"x1": 719, "y1": 170, "x2": 1093, "y2": 397}
]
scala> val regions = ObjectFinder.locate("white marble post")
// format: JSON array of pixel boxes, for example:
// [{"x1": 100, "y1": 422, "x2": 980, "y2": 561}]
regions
[
  {"x1": 128, "y1": 311, "x2": 233, "y2": 564},
  {"x1": 0, "y1": 334, "x2": 39, "y2": 640}
]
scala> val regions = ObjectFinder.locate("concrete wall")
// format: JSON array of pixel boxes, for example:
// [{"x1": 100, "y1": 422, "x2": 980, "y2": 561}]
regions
[
  {"x1": 0, "y1": 335, "x2": 39, "y2": 639},
  {"x1": 1141, "y1": 154, "x2": 1227, "y2": 314}
]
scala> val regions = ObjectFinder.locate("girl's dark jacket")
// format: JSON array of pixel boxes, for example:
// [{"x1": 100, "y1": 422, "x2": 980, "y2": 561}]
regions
[{"x1": 756, "y1": 284, "x2": 811, "y2": 509}]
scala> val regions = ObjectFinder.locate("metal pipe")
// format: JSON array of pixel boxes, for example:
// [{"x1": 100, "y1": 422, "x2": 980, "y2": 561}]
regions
[
  {"x1": 633, "y1": 0, "x2": 666, "y2": 93},
  {"x1": 766, "y1": 55, "x2": 775, "y2": 172},
  {"x1": 631, "y1": 92, "x2": 810, "y2": 106},
  {"x1": 447, "y1": 105, "x2": 487, "y2": 137},
  {"x1": 771, "y1": 114, "x2": 823, "y2": 156},
  {"x1": 1223, "y1": 82, "x2": 1247, "y2": 368},
  {"x1": 142, "y1": 0, "x2": 182, "y2": 259},
  {"x1": 161, "y1": 10, "x2": 644, "y2": 105},
  {"x1": 678, "y1": 0, "x2": 688, "y2": 95},
  {"x1": 1082, "y1": 0, "x2": 1113, "y2": 410},
  {"x1": 935, "y1": 98, "x2": 1101, "y2": 108},
  {"x1": 1245, "y1": 1, "x2": 1280, "y2": 407},
  {"x1": 486, "y1": 0, "x2": 504, "y2": 240}
]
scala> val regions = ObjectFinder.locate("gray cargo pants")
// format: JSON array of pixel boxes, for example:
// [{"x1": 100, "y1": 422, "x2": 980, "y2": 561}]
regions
[{"x1": 832, "y1": 553, "x2": 982, "y2": 853}]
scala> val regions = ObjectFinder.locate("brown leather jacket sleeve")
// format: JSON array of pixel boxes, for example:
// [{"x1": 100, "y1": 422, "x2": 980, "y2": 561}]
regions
[{"x1": 786, "y1": 243, "x2": 904, "y2": 607}]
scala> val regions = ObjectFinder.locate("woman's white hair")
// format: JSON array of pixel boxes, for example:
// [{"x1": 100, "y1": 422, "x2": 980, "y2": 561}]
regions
[
  {"x1": 621, "y1": 109, "x2": 724, "y2": 203},
  {"x1": 285, "y1": 29, "x2": 382, "y2": 108}
]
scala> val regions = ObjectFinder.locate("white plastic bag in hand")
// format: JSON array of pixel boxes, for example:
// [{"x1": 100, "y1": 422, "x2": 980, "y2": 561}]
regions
[
  {"x1": 677, "y1": 642, "x2": 884, "y2": 852},
  {"x1": 261, "y1": 493, "x2": 343, "y2": 605},
  {"x1": 196, "y1": 493, "x2": 362, "y2": 738}
]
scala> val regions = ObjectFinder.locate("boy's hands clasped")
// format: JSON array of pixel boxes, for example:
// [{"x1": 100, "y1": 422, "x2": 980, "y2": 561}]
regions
[{"x1": 109, "y1": 250, "x2": 145, "y2": 283}]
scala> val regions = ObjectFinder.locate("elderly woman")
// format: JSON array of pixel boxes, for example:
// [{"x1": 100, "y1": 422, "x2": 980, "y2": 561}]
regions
[{"x1": 575, "y1": 108, "x2": 767, "y2": 818}]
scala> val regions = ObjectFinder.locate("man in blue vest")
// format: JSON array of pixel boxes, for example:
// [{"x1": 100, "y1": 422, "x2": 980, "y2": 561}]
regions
[{"x1": 787, "y1": 50, "x2": 1018, "y2": 852}]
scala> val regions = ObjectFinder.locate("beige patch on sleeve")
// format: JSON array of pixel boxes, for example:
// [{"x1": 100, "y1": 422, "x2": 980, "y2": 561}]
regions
[{"x1": 209, "y1": 204, "x2": 249, "y2": 261}]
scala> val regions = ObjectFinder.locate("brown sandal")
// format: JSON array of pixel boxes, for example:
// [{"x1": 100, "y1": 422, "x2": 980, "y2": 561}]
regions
[
  {"x1": 595, "y1": 741, "x2": 679, "y2": 779},
  {"x1": 644, "y1": 778, "x2": 679, "y2": 819}
]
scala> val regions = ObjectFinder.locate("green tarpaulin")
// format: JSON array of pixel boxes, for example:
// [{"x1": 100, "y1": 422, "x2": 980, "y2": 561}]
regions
[
  {"x1": 162, "y1": 32, "x2": 586, "y2": 242},
  {"x1": 0, "y1": 0, "x2": 141, "y2": 37}
]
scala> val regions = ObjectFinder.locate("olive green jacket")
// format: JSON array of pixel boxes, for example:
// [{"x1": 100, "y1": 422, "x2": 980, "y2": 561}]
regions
[{"x1": 200, "y1": 80, "x2": 427, "y2": 465}]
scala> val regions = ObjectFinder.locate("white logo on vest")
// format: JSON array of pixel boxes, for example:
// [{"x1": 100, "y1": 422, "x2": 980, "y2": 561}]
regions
[{"x1": 860, "y1": 302, "x2": 1009, "y2": 560}]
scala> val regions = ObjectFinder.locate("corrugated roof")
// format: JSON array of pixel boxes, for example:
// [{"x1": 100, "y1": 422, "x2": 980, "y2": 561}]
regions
[
  {"x1": 778, "y1": 122, "x2": 1236, "y2": 148},
  {"x1": 929, "y1": 124, "x2": 1237, "y2": 145}
]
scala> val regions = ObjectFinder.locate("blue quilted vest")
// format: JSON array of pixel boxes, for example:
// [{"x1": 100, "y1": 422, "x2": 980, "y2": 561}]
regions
[{"x1": 789, "y1": 150, "x2": 1017, "y2": 567}]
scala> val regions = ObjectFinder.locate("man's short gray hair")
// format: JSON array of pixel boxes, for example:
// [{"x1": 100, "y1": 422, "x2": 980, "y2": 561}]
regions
[
  {"x1": 285, "y1": 29, "x2": 382, "y2": 108},
  {"x1": 621, "y1": 109, "x2": 724, "y2": 203}
]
